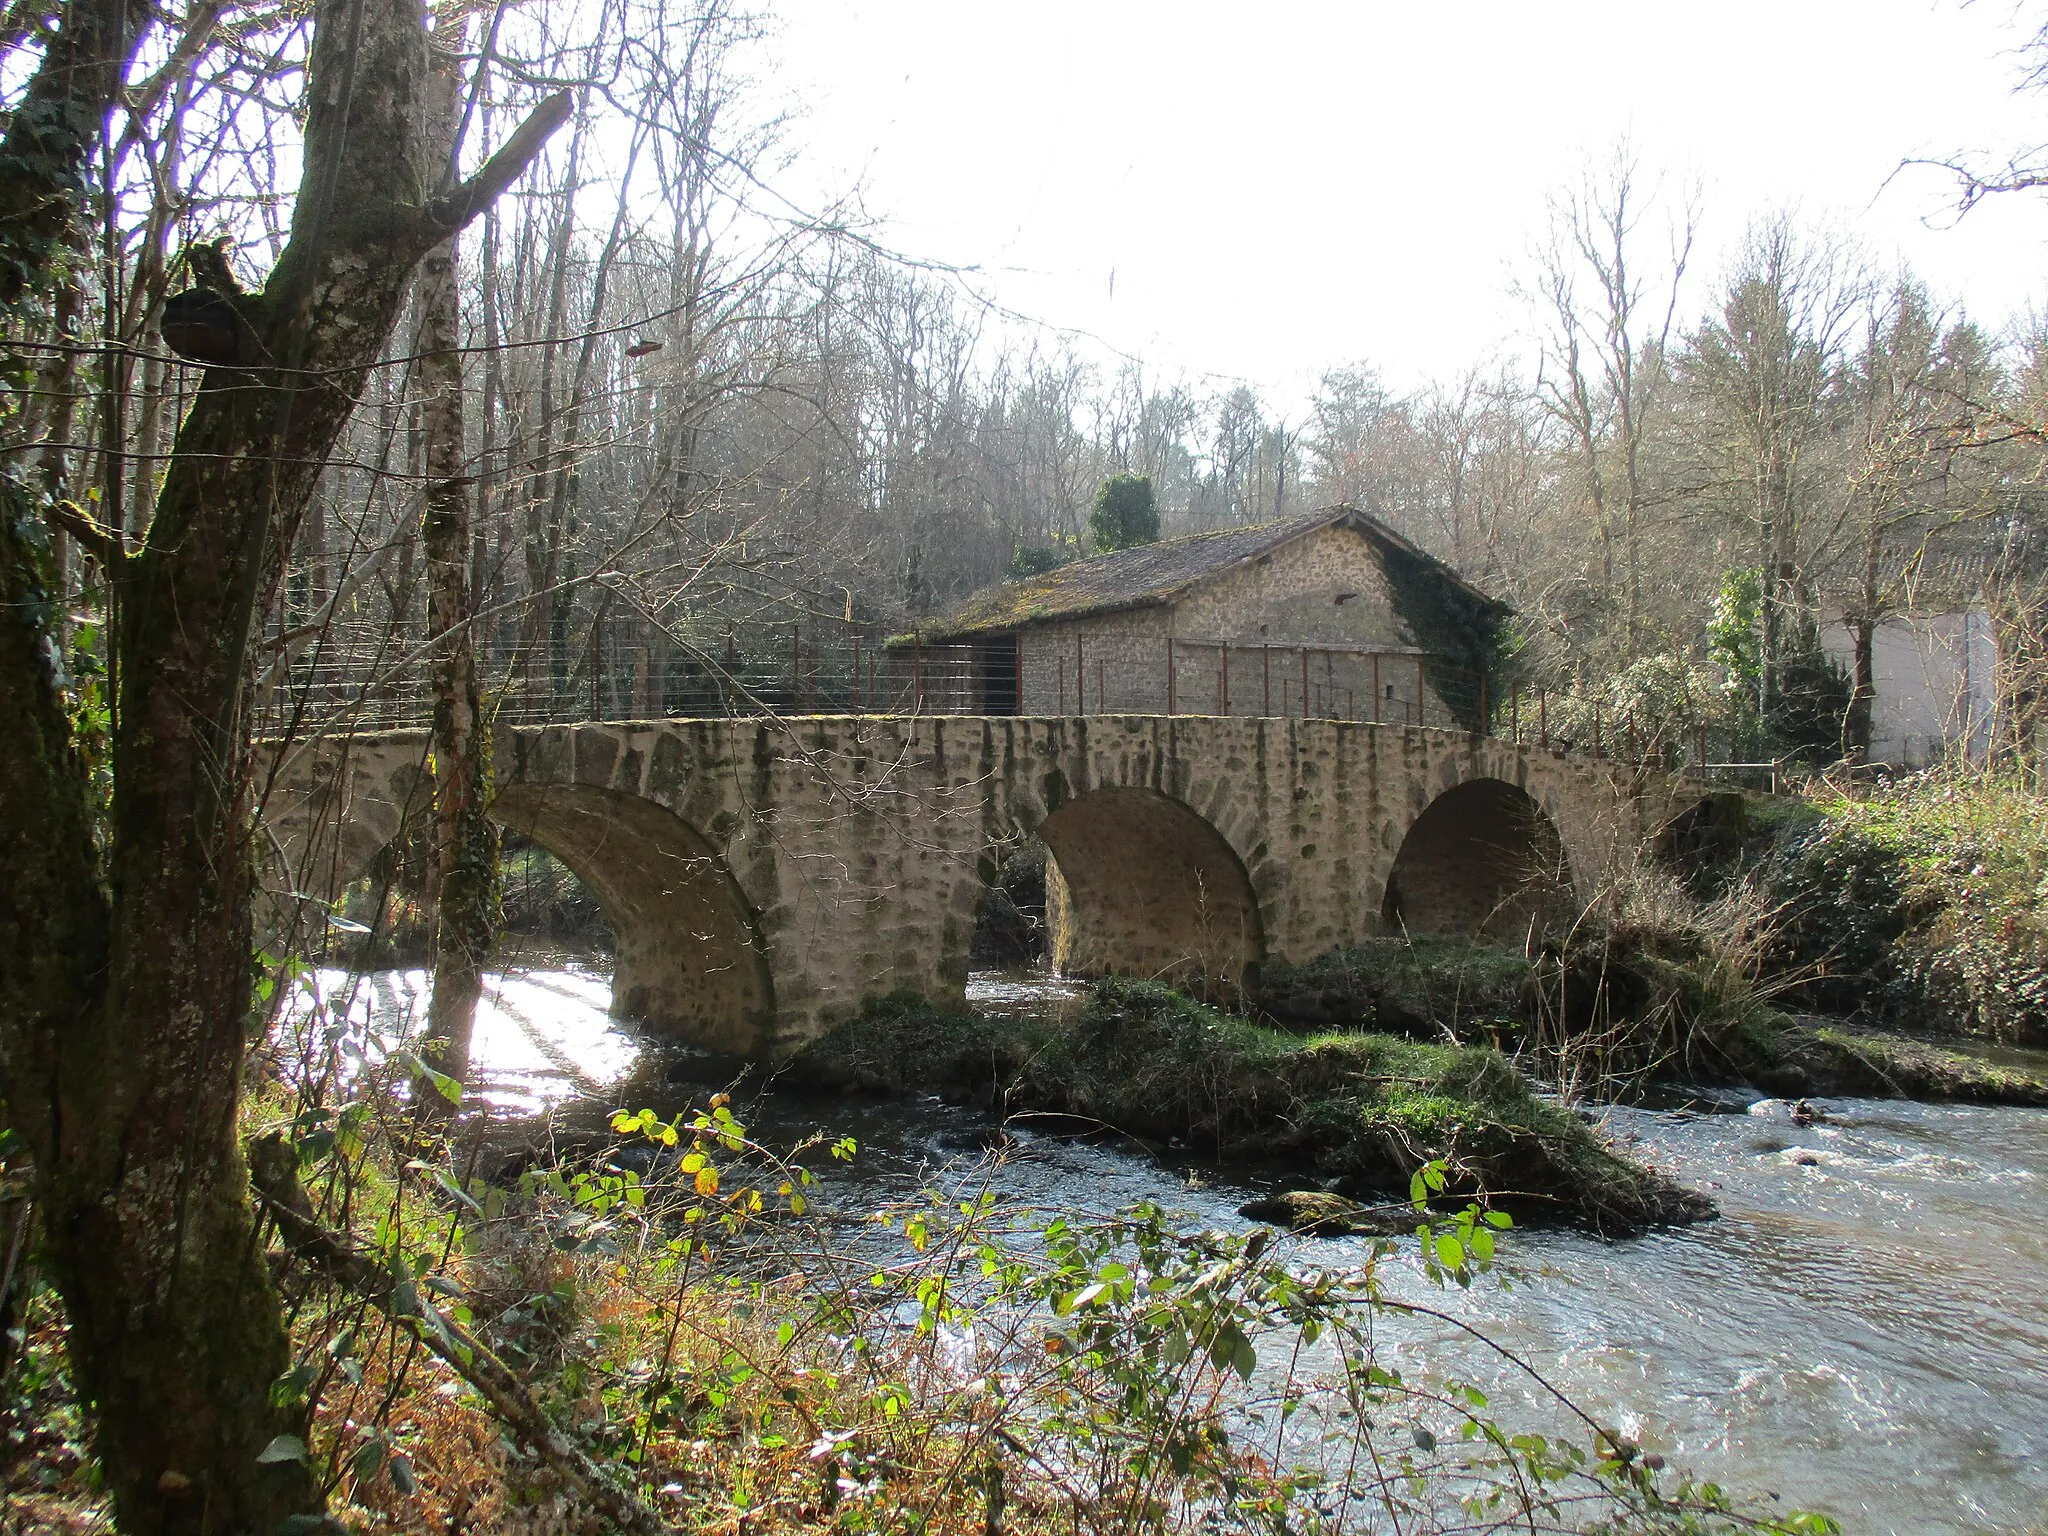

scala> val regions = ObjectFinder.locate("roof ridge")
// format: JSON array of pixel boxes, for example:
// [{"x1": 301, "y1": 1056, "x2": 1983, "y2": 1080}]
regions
[{"x1": 918, "y1": 504, "x2": 1495, "y2": 641}]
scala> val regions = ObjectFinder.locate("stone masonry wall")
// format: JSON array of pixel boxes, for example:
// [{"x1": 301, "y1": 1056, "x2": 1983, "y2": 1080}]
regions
[
  {"x1": 1009, "y1": 525, "x2": 1450, "y2": 722},
  {"x1": 264, "y1": 717, "x2": 1697, "y2": 1057}
]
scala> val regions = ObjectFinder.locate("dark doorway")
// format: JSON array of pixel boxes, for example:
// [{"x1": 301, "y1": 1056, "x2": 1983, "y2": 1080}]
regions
[{"x1": 979, "y1": 633, "x2": 1020, "y2": 715}]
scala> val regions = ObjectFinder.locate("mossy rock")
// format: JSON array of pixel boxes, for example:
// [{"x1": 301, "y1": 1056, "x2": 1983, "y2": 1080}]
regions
[{"x1": 787, "y1": 992, "x2": 1044, "y2": 1097}]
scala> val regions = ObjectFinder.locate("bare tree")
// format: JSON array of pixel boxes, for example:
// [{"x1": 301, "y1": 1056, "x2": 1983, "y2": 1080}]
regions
[
  {"x1": 1678, "y1": 214, "x2": 1867, "y2": 716},
  {"x1": 1524, "y1": 148, "x2": 1696, "y2": 653}
]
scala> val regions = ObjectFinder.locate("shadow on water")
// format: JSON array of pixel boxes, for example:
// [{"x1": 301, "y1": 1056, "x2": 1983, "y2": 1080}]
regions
[{"x1": 316, "y1": 952, "x2": 2048, "y2": 1536}]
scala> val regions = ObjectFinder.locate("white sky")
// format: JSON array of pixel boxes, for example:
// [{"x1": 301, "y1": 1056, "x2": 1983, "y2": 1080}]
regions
[{"x1": 765, "y1": 0, "x2": 2048, "y2": 407}]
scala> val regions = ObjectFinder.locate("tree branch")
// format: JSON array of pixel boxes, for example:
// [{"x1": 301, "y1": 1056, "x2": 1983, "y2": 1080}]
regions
[
  {"x1": 247, "y1": 1133, "x2": 669, "y2": 1536},
  {"x1": 44, "y1": 498, "x2": 120, "y2": 566},
  {"x1": 420, "y1": 90, "x2": 574, "y2": 245}
]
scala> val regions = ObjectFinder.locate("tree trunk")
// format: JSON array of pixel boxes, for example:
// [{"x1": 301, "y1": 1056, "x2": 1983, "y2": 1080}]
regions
[
  {"x1": 1847, "y1": 615, "x2": 1876, "y2": 760},
  {"x1": 0, "y1": 0, "x2": 566, "y2": 1523},
  {"x1": 419, "y1": 20, "x2": 501, "y2": 1092}
]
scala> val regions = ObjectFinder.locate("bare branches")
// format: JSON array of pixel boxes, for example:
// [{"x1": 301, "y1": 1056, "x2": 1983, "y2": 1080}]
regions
[{"x1": 0, "y1": 0, "x2": 155, "y2": 308}]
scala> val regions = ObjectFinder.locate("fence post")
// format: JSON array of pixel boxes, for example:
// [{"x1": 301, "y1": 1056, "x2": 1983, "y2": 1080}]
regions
[
  {"x1": 1167, "y1": 636, "x2": 1176, "y2": 715},
  {"x1": 1262, "y1": 645, "x2": 1271, "y2": 716},
  {"x1": 853, "y1": 633, "x2": 863, "y2": 712},
  {"x1": 1301, "y1": 648, "x2": 1310, "y2": 720},
  {"x1": 1592, "y1": 699, "x2": 1602, "y2": 757},
  {"x1": 1221, "y1": 643, "x2": 1230, "y2": 716},
  {"x1": 1076, "y1": 633, "x2": 1085, "y2": 715},
  {"x1": 1371, "y1": 653, "x2": 1381, "y2": 724},
  {"x1": 913, "y1": 630, "x2": 923, "y2": 715}
]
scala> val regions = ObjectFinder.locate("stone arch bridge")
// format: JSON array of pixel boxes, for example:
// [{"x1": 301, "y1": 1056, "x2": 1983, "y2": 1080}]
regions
[{"x1": 262, "y1": 716, "x2": 1711, "y2": 1058}]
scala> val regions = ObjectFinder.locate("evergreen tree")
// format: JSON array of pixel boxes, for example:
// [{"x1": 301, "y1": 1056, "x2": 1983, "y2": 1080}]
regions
[{"x1": 1090, "y1": 473, "x2": 1160, "y2": 551}]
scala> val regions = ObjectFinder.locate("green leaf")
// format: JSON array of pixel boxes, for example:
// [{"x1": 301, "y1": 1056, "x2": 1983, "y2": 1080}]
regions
[
  {"x1": 414, "y1": 1059, "x2": 462, "y2": 1105},
  {"x1": 269, "y1": 1363, "x2": 317, "y2": 1409},
  {"x1": 256, "y1": 1434, "x2": 308, "y2": 1465},
  {"x1": 1231, "y1": 1336, "x2": 1257, "y2": 1381}
]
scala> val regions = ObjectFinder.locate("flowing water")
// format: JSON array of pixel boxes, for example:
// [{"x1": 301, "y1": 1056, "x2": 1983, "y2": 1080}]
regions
[{"x1": 309, "y1": 955, "x2": 2048, "y2": 1536}]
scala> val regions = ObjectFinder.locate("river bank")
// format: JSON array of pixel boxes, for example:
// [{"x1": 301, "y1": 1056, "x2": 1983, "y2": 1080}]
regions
[{"x1": 260, "y1": 960, "x2": 2048, "y2": 1531}]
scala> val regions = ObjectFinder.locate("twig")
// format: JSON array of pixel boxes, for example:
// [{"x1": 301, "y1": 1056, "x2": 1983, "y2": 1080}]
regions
[{"x1": 247, "y1": 1131, "x2": 670, "y2": 1535}]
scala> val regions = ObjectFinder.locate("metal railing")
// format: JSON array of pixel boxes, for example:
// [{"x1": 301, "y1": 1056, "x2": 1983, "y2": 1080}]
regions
[{"x1": 254, "y1": 619, "x2": 1747, "y2": 777}]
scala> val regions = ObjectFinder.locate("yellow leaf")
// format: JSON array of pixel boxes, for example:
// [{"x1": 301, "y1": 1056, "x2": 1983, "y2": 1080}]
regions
[{"x1": 695, "y1": 1166, "x2": 719, "y2": 1198}]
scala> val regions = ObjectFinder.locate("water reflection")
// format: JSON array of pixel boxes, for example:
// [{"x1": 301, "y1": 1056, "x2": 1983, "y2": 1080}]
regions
[{"x1": 315, "y1": 956, "x2": 2048, "y2": 1535}]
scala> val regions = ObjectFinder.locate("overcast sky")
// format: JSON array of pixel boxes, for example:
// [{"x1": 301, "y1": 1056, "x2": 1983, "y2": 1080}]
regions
[{"x1": 765, "y1": 1, "x2": 2048, "y2": 406}]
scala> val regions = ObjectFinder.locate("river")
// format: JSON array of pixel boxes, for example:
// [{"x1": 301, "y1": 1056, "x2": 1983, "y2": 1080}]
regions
[{"x1": 307, "y1": 951, "x2": 2048, "y2": 1536}]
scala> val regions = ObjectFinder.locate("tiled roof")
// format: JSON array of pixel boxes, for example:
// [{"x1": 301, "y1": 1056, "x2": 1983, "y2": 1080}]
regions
[{"x1": 919, "y1": 505, "x2": 1502, "y2": 640}]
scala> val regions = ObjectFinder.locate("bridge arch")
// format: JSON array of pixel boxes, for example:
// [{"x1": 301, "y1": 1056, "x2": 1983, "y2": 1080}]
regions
[
  {"x1": 1003, "y1": 784, "x2": 1265, "y2": 997},
  {"x1": 1381, "y1": 776, "x2": 1576, "y2": 943},
  {"x1": 488, "y1": 783, "x2": 774, "y2": 1055}
]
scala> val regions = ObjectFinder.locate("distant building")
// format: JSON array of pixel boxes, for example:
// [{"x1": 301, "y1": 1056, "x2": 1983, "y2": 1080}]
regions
[
  {"x1": 1820, "y1": 539, "x2": 2011, "y2": 768},
  {"x1": 1821, "y1": 607, "x2": 1998, "y2": 767},
  {"x1": 911, "y1": 505, "x2": 1511, "y2": 726}
]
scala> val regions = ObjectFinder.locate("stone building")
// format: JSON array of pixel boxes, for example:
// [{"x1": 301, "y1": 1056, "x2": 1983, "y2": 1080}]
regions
[{"x1": 912, "y1": 505, "x2": 1511, "y2": 728}]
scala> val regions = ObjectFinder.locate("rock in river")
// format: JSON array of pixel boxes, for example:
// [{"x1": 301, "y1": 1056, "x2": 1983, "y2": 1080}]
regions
[{"x1": 1238, "y1": 1190, "x2": 1419, "y2": 1237}]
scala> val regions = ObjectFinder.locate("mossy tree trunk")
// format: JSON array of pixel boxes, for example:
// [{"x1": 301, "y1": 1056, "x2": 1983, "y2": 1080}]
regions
[
  {"x1": 419, "y1": 17, "x2": 502, "y2": 1093},
  {"x1": 0, "y1": 1, "x2": 566, "y2": 1528}
]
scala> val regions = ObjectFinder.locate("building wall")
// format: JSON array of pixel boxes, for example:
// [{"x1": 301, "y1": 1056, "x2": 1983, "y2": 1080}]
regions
[
  {"x1": 1018, "y1": 608, "x2": 1172, "y2": 715},
  {"x1": 1173, "y1": 522, "x2": 1412, "y2": 649},
  {"x1": 1011, "y1": 524, "x2": 1455, "y2": 722},
  {"x1": 1822, "y1": 609, "x2": 1997, "y2": 766}
]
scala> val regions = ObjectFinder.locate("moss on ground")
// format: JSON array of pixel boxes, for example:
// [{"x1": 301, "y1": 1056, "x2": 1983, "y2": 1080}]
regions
[
  {"x1": 1253, "y1": 928, "x2": 1784, "y2": 1095},
  {"x1": 1720, "y1": 1013, "x2": 2048, "y2": 1105},
  {"x1": 1254, "y1": 936, "x2": 1533, "y2": 1036},
  {"x1": 790, "y1": 979, "x2": 1711, "y2": 1235}
]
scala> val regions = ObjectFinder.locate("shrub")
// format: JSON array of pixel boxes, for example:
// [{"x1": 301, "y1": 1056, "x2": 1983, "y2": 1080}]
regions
[{"x1": 1762, "y1": 771, "x2": 2048, "y2": 1045}]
